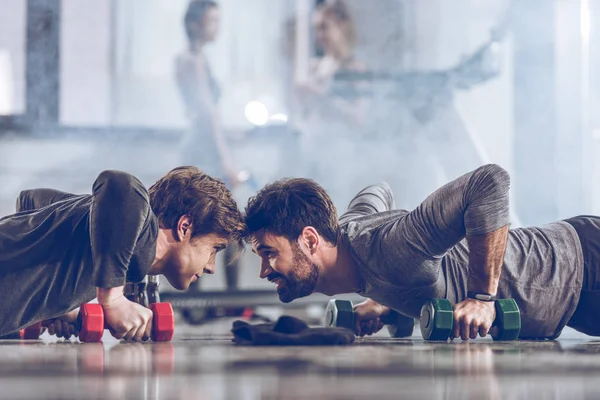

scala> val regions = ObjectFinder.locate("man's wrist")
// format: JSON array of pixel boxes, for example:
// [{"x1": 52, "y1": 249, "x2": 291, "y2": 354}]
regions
[
  {"x1": 366, "y1": 298, "x2": 389, "y2": 316},
  {"x1": 467, "y1": 274, "x2": 499, "y2": 296},
  {"x1": 96, "y1": 286, "x2": 125, "y2": 306},
  {"x1": 466, "y1": 291, "x2": 498, "y2": 302}
]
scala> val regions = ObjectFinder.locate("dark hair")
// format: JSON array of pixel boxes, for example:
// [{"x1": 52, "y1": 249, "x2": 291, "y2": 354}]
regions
[
  {"x1": 184, "y1": 0, "x2": 218, "y2": 43},
  {"x1": 244, "y1": 178, "x2": 339, "y2": 245},
  {"x1": 148, "y1": 166, "x2": 245, "y2": 248}
]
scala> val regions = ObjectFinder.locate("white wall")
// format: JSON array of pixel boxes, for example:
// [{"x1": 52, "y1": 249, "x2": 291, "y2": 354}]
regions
[
  {"x1": 414, "y1": 0, "x2": 517, "y2": 220},
  {"x1": 60, "y1": 0, "x2": 112, "y2": 125},
  {"x1": 554, "y1": 0, "x2": 587, "y2": 218},
  {"x1": 0, "y1": 0, "x2": 26, "y2": 115},
  {"x1": 111, "y1": 0, "x2": 188, "y2": 128},
  {"x1": 433, "y1": 0, "x2": 514, "y2": 172}
]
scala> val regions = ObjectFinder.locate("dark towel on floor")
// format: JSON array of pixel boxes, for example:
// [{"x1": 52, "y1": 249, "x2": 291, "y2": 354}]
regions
[{"x1": 231, "y1": 315, "x2": 355, "y2": 346}]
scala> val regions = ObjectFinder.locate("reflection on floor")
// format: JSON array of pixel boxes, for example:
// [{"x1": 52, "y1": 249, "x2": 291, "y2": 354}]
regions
[{"x1": 1, "y1": 320, "x2": 599, "y2": 400}]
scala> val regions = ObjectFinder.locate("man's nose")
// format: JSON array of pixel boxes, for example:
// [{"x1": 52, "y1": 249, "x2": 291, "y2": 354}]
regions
[
  {"x1": 204, "y1": 263, "x2": 215, "y2": 275},
  {"x1": 259, "y1": 261, "x2": 273, "y2": 279}
]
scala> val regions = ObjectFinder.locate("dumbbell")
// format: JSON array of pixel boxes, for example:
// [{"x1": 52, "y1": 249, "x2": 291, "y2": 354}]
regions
[
  {"x1": 147, "y1": 276, "x2": 161, "y2": 304},
  {"x1": 324, "y1": 299, "x2": 414, "y2": 338},
  {"x1": 125, "y1": 282, "x2": 149, "y2": 307},
  {"x1": 78, "y1": 302, "x2": 175, "y2": 343},
  {"x1": 420, "y1": 298, "x2": 521, "y2": 341},
  {"x1": 19, "y1": 322, "x2": 43, "y2": 340}
]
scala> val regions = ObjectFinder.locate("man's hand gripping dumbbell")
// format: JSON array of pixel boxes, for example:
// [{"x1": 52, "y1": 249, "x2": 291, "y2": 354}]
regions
[
  {"x1": 325, "y1": 299, "x2": 415, "y2": 338},
  {"x1": 326, "y1": 297, "x2": 521, "y2": 341}
]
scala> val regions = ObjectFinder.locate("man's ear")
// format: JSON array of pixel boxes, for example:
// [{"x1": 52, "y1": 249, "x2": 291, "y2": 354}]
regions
[
  {"x1": 176, "y1": 215, "x2": 193, "y2": 242},
  {"x1": 300, "y1": 226, "x2": 320, "y2": 254}
]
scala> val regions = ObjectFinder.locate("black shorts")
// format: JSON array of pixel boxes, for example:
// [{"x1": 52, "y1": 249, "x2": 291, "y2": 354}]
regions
[{"x1": 564, "y1": 215, "x2": 600, "y2": 335}]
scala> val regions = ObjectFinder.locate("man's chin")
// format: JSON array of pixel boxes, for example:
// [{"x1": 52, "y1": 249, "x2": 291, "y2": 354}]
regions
[
  {"x1": 277, "y1": 288, "x2": 312, "y2": 304},
  {"x1": 166, "y1": 277, "x2": 189, "y2": 291}
]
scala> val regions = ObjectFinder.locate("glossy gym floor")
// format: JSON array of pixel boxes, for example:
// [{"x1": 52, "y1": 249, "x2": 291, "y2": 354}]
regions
[{"x1": 0, "y1": 320, "x2": 599, "y2": 400}]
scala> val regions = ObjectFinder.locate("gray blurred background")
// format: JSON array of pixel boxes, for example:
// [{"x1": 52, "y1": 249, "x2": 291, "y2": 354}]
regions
[{"x1": 0, "y1": 0, "x2": 599, "y2": 292}]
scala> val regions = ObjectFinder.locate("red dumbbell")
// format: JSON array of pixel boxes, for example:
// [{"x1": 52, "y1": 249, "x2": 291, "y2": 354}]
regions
[
  {"x1": 19, "y1": 322, "x2": 43, "y2": 340},
  {"x1": 78, "y1": 302, "x2": 175, "y2": 343}
]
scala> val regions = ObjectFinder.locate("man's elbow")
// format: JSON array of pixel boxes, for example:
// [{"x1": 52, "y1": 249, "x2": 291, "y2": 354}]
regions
[
  {"x1": 94, "y1": 170, "x2": 135, "y2": 190},
  {"x1": 378, "y1": 181, "x2": 396, "y2": 210},
  {"x1": 15, "y1": 190, "x2": 29, "y2": 212},
  {"x1": 476, "y1": 164, "x2": 511, "y2": 192},
  {"x1": 93, "y1": 170, "x2": 148, "y2": 203},
  {"x1": 351, "y1": 182, "x2": 396, "y2": 212}
]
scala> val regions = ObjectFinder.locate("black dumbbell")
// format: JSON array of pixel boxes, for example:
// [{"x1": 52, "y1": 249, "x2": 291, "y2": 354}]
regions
[
  {"x1": 420, "y1": 298, "x2": 521, "y2": 341},
  {"x1": 324, "y1": 299, "x2": 414, "y2": 338}
]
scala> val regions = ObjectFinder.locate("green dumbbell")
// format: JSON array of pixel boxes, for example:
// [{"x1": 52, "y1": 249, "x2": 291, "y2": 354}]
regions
[
  {"x1": 324, "y1": 299, "x2": 414, "y2": 338},
  {"x1": 420, "y1": 298, "x2": 521, "y2": 341}
]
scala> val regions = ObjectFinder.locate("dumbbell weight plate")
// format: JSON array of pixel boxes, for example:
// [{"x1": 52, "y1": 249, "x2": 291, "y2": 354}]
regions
[
  {"x1": 78, "y1": 303, "x2": 105, "y2": 343},
  {"x1": 324, "y1": 299, "x2": 355, "y2": 330},
  {"x1": 19, "y1": 322, "x2": 43, "y2": 340},
  {"x1": 420, "y1": 299, "x2": 454, "y2": 341},
  {"x1": 151, "y1": 302, "x2": 175, "y2": 342},
  {"x1": 490, "y1": 299, "x2": 521, "y2": 341}
]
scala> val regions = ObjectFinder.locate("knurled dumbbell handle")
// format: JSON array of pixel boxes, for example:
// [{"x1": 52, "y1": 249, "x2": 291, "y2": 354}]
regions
[{"x1": 379, "y1": 312, "x2": 397, "y2": 325}]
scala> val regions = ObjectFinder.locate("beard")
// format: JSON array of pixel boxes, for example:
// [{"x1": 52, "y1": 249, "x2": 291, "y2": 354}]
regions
[{"x1": 270, "y1": 244, "x2": 320, "y2": 303}]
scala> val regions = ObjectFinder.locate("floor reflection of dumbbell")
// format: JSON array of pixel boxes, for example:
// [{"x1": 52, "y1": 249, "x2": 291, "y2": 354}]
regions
[
  {"x1": 77, "y1": 302, "x2": 175, "y2": 343},
  {"x1": 75, "y1": 342, "x2": 176, "y2": 375},
  {"x1": 324, "y1": 299, "x2": 415, "y2": 338},
  {"x1": 420, "y1": 298, "x2": 521, "y2": 341}
]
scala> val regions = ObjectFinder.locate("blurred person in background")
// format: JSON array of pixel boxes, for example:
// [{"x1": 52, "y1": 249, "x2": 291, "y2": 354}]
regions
[
  {"x1": 175, "y1": 0, "x2": 238, "y2": 186},
  {"x1": 294, "y1": 0, "x2": 369, "y2": 211},
  {"x1": 175, "y1": 1, "x2": 240, "y2": 293},
  {"x1": 296, "y1": 0, "x2": 365, "y2": 124}
]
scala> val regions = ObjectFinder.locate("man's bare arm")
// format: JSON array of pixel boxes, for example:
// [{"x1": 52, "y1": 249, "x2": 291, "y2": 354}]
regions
[{"x1": 467, "y1": 225, "x2": 510, "y2": 297}]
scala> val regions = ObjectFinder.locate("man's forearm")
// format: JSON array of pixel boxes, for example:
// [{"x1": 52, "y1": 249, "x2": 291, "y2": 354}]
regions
[{"x1": 466, "y1": 224, "x2": 509, "y2": 296}]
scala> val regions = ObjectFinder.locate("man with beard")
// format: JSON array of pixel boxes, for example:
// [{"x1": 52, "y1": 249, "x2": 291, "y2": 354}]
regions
[{"x1": 244, "y1": 164, "x2": 600, "y2": 340}]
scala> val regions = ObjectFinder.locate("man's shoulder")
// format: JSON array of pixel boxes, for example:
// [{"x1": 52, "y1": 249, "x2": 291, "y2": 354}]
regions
[
  {"x1": 341, "y1": 210, "x2": 408, "y2": 242},
  {"x1": 37, "y1": 194, "x2": 92, "y2": 214},
  {"x1": 7, "y1": 193, "x2": 92, "y2": 232}
]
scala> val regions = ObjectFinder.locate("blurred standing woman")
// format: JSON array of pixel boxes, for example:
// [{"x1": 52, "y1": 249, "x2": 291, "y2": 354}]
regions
[
  {"x1": 175, "y1": 1, "x2": 240, "y2": 293},
  {"x1": 175, "y1": 0, "x2": 238, "y2": 186}
]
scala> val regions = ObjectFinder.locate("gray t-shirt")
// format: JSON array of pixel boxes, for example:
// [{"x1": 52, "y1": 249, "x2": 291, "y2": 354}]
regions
[
  {"x1": 0, "y1": 171, "x2": 158, "y2": 336},
  {"x1": 339, "y1": 164, "x2": 584, "y2": 339}
]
